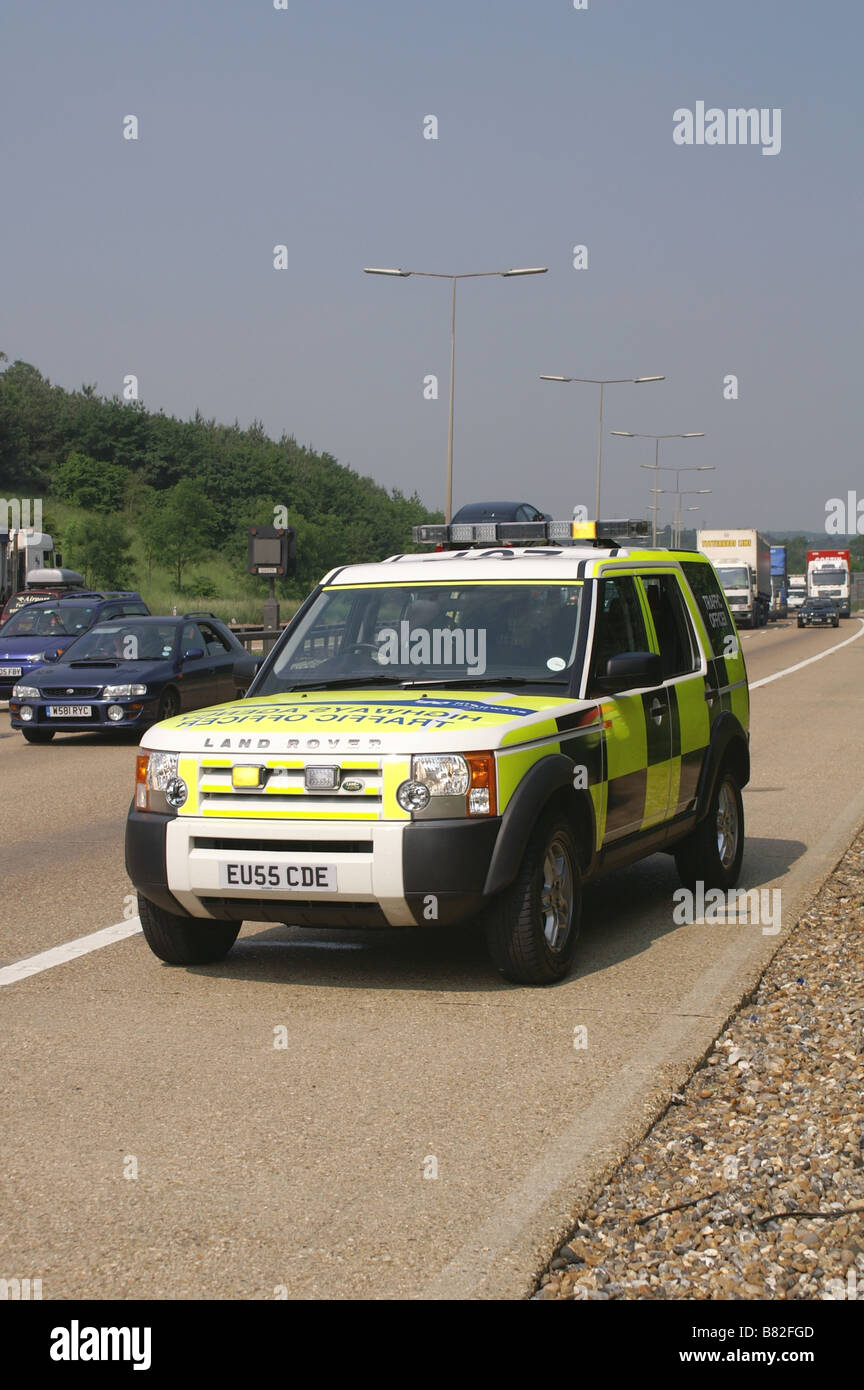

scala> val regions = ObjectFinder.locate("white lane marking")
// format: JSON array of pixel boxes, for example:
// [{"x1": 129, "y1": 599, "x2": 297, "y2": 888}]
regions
[
  {"x1": 0, "y1": 918, "x2": 141, "y2": 988},
  {"x1": 750, "y1": 618, "x2": 864, "y2": 689}
]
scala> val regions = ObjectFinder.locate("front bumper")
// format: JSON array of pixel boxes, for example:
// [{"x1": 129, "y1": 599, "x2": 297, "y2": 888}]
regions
[
  {"x1": 126, "y1": 808, "x2": 502, "y2": 926},
  {"x1": 10, "y1": 696, "x2": 159, "y2": 731}
]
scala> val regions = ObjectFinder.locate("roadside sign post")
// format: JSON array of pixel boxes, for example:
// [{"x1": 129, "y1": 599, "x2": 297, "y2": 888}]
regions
[{"x1": 248, "y1": 525, "x2": 296, "y2": 629}]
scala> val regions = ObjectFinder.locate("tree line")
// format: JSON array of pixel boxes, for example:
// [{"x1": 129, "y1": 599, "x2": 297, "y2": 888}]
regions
[{"x1": 0, "y1": 357, "x2": 440, "y2": 592}]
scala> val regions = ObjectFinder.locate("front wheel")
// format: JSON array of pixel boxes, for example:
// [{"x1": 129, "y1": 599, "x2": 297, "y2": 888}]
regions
[
  {"x1": 22, "y1": 728, "x2": 55, "y2": 744},
  {"x1": 483, "y1": 813, "x2": 582, "y2": 985},
  {"x1": 155, "y1": 687, "x2": 180, "y2": 722},
  {"x1": 674, "y1": 766, "x2": 744, "y2": 892},
  {"x1": 138, "y1": 893, "x2": 240, "y2": 964}
]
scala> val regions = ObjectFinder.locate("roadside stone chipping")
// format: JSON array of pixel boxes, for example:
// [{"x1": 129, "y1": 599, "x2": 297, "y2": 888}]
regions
[{"x1": 534, "y1": 832, "x2": 864, "y2": 1300}]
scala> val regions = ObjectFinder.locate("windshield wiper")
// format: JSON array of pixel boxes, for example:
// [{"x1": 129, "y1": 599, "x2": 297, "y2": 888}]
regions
[
  {"x1": 399, "y1": 675, "x2": 570, "y2": 689},
  {"x1": 68, "y1": 658, "x2": 121, "y2": 666},
  {"x1": 276, "y1": 675, "x2": 418, "y2": 692}
]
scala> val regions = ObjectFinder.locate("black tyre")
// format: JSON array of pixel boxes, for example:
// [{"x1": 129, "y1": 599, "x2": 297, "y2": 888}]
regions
[
  {"x1": 22, "y1": 728, "x2": 55, "y2": 744},
  {"x1": 138, "y1": 892, "x2": 240, "y2": 965},
  {"x1": 674, "y1": 765, "x2": 745, "y2": 892},
  {"x1": 156, "y1": 687, "x2": 180, "y2": 722},
  {"x1": 483, "y1": 813, "x2": 582, "y2": 985}
]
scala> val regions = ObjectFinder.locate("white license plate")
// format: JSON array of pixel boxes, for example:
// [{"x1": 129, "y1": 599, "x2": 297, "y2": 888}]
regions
[
  {"x1": 0, "y1": 666, "x2": 22, "y2": 677},
  {"x1": 47, "y1": 705, "x2": 92, "y2": 718},
  {"x1": 219, "y1": 862, "x2": 338, "y2": 892}
]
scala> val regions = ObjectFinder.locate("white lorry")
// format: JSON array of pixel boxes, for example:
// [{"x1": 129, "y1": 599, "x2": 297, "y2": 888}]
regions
[
  {"x1": 787, "y1": 573, "x2": 806, "y2": 611},
  {"x1": 696, "y1": 529, "x2": 771, "y2": 628},
  {"x1": 806, "y1": 549, "x2": 851, "y2": 619}
]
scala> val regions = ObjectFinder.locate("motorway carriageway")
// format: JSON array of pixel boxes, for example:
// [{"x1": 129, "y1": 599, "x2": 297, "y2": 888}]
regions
[{"x1": 1, "y1": 618, "x2": 863, "y2": 1300}]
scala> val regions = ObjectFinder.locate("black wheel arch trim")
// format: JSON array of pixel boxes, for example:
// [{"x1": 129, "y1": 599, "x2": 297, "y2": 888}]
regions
[
  {"x1": 694, "y1": 712, "x2": 750, "y2": 823},
  {"x1": 484, "y1": 753, "x2": 596, "y2": 896}
]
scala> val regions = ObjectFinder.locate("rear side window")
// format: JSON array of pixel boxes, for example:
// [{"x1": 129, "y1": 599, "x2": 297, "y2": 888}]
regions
[
  {"x1": 641, "y1": 573, "x2": 700, "y2": 678},
  {"x1": 680, "y1": 561, "x2": 736, "y2": 658}
]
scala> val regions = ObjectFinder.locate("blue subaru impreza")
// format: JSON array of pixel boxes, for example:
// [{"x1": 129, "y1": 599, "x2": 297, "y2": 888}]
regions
[{"x1": 9, "y1": 613, "x2": 257, "y2": 743}]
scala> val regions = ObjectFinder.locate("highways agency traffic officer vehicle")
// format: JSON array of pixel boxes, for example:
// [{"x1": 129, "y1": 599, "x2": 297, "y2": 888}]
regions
[{"x1": 127, "y1": 520, "x2": 751, "y2": 985}]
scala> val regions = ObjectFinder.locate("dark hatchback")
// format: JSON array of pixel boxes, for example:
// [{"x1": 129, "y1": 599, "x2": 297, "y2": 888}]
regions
[
  {"x1": 797, "y1": 598, "x2": 840, "y2": 629},
  {"x1": 450, "y1": 501, "x2": 551, "y2": 524},
  {"x1": 9, "y1": 613, "x2": 257, "y2": 742}
]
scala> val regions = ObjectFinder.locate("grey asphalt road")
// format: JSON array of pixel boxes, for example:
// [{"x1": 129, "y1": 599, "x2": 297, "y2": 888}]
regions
[{"x1": 1, "y1": 617, "x2": 863, "y2": 1301}]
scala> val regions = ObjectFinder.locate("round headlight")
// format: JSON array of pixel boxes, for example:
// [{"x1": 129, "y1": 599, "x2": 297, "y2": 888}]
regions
[
  {"x1": 19, "y1": 705, "x2": 35, "y2": 722},
  {"x1": 107, "y1": 705, "x2": 125, "y2": 721},
  {"x1": 165, "y1": 777, "x2": 188, "y2": 809},
  {"x1": 396, "y1": 779, "x2": 431, "y2": 812}
]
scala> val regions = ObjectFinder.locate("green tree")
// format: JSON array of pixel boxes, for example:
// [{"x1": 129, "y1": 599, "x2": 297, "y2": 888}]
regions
[
  {"x1": 155, "y1": 478, "x2": 212, "y2": 588},
  {"x1": 64, "y1": 514, "x2": 135, "y2": 589},
  {"x1": 54, "y1": 451, "x2": 127, "y2": 511}
]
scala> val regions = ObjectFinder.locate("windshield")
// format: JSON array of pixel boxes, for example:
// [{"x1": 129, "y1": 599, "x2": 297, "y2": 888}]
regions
[
  {"x1": 811, "y1": 569, "x2": 846, "y2": 586},
  {"x1": 1, "y1": 603, "x2": 97, "y2": 638},
  {"x1": 715, "y1": 566, "x2": 750, "y2": 590},
  {"x1": 255, "y1": 582, "x2": 584, "y2": 693},
  {"x1": 61, "y1": 622, "x2": 178, "y2": 662}
]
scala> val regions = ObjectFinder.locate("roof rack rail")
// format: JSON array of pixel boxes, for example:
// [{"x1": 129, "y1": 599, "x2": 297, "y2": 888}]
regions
[{"x1": 181, "y1": 610, "x2": 220, "y2": 620}]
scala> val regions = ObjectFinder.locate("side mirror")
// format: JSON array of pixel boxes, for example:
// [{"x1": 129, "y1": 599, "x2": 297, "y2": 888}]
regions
[
  {"x1": 182, "y1": 647, "x2": 205, "y2": 662},
  {"x1": 596, "y1": 650, "x2": 662, "y2": 691},
  {"x1": 233, "y1": 657, "x2": 258, "y2": 681}
]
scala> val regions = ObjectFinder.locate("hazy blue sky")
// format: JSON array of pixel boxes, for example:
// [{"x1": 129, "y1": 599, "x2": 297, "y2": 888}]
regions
[{"x1": 2, "y1": 0, "x2": 862, "y2": 532}]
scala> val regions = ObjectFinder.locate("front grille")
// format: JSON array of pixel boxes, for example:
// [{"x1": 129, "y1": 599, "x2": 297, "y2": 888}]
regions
[
  {"x1": 42, "y1": 686, "x2": 102, "y2": 697},
  {"x1": 199, "y1": 898, "x2": 390, "y2": 927},
  {"x1": 192, "y1": 837, "x2": 373, "y2": 854},
  {"x1": 198, "y1": 758, "x2": 384, "y2": 818}
]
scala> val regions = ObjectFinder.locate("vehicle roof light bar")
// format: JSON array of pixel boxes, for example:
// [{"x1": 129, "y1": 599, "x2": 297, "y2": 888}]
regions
[{"x1": 411, "y1": 518, "x2": 649, "y2": 548}]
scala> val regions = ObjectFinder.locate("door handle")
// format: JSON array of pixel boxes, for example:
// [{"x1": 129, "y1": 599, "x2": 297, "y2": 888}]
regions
[{"x1": 649, "y1": 697, "x2": 665, "y2": 724}]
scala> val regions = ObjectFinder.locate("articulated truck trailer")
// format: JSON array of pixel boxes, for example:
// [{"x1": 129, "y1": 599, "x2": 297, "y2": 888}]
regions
[{"x1": 697, "y1": 529, "x2": 771, "y2": 628}]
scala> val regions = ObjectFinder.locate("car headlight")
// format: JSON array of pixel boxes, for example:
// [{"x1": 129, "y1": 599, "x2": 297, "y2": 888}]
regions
[
  {"x1": 411, "y1": 754, "x2": 470, "y2": 796},
  {"x1": 23, "y1": 652, "x2": 46, "y2": 662},
  {"x1": 404, "y1": 752, "x2": 497, "y2": 817},
  {"x1": 103, "y1": 684, "x2": 147, "y2": 698},
  {"x1": 12, "y1": 685, "x2": 40, "y2": 699},
  {"x1": 135, "y1": 751, "x2": 186, "y2": 812}
]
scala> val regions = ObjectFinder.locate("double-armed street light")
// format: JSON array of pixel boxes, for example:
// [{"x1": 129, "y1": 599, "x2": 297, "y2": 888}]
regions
[
  {"x1": 539, "y1": 375, "x2": 665, "y2": 516},
  {"x1": 364, "y1": 265, "x2": 548, "y2": 521},
  {"x1": 609, "y1": 431, "x2": 709, "y2": 546}
]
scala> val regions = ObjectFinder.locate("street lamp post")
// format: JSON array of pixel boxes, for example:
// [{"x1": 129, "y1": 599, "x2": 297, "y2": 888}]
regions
[
  {"x1": 609, "y1": 432, "x2": 708, "y2": 546},
  {"x1": 673, "y1": 492, "x2": 712, "y2": 549},
  {"x1": 540, "y1": 375, "x2": 665, "y2": 517},
  {"x1": 364, "y1": 266, "x2": 548, "y2": 521}
]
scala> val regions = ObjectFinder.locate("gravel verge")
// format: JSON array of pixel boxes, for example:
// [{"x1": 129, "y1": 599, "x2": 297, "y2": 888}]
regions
[{"x1": 533, "y1": 831, "x2": 864, "y2": 1300}]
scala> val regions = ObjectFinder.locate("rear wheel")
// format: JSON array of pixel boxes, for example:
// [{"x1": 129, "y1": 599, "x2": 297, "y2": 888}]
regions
[
  {"x1": 674, "y1": 765, "x2": 744, "y2": 891},
  {"x1": 22, "y1": 728, "x2": 55, "y2": 744},
  {"x1": 138, "y1": 893, "x2": 240, "y2": 964},
  {"x1": 483, "y1": 812, "x2": 582, "y2": 985}
]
